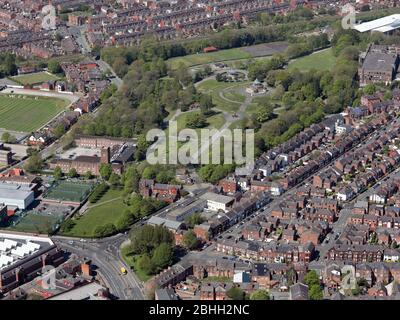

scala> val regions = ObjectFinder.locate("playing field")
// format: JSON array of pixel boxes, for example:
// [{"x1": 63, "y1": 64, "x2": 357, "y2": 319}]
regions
[
  {"x1": 44, "y1": 181, "x2": 93, "y2": 203},
  {"x1": 288, "y1": 48, "x2": 337, "y2": 72},
  {"x1": 63, "y1": 188, "x2": 127, "y2": 237},
  {"x1": 168, "y1": 41, "x2": 289, "y2": 70},
  {"x1": 0, "y1": 94, "x2": 69, "y2": 132},
  {"x1": 168, "y1": 48, "x2": 251, "y2": 70},
  {"x1": 9, "y1": 212, "x2": 61, "y2": 234},
  {"x1": 12, "y1": 72, "x2": 60, "y2": 85}
]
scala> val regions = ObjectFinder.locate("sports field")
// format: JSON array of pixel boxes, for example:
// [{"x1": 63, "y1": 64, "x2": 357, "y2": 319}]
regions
[
  {"x1": 168, "y1": 48, "x2": 251, "y2": 70},
  {"x1": 11, "y1": 72, "x2": 60, "y2": 85},
  {"x1": 0, "y1": 94, "x2": 69, "y2": 132},
  {"x1": 168, "y1": 42, "x2": 289, "y2": 70},
  {"x1": 288, "y1": 48, "x2": 337, "y2": 72},
  {"x1": 9, "y1": 212, "x2": 61, "y2": 234},
  {"x1": 44, "y1": 181, "x2": 93, "y2": 203}
]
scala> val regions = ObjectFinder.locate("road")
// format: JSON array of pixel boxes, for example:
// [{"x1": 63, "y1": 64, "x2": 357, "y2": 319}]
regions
[{"x1": 53, "y1": 236, "x2": 145, "y2": 300}]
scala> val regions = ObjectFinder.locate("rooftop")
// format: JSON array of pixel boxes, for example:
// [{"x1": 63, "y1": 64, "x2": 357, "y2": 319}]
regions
[{"x1": 353, "y1": 14, "x2": 400, "y2": 33}]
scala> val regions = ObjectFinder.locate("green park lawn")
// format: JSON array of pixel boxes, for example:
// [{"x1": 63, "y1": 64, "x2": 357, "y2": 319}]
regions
[
  {"x1": 11, "y1": 71, "x2": 60, "y2": 85},
  {"x1": 0, "y1": 94, "x2": 69, "y2": 132},
  {"x1": 175, "y1": 110, "x2": 226, "y2": 132},
  {"x1": 168, "y1": 48, "x2": 251, "y2": 70},
  {"x1": 288, "y1": 48, "x2": 337, "y2": 72},
  {"x1": 63, "y1": 188, "x2": 127, "y2": 238},
  {"x1": 197, "y1": 79, "x2": 249, "y2": 114}
]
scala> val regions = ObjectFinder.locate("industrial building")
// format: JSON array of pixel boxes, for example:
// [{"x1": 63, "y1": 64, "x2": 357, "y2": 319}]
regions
[
  {"x1": 0, "y1": 232, "x2": 64, "y2": 293},
  {"x1": 353, "y1": 14, "x2": 400, "y2": 34},
  {"x1": 0, "y1": 182, "x2": 35, "y2": 209}
]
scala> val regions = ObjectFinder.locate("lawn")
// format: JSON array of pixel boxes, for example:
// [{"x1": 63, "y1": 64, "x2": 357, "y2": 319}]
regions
[
  {"x1": 0, "y1": 94, "x2": 69, "y2": 132},
  {"x1": 197, "y1": 79, "x2": 249, "y2": 114},
  {"x1": 168, "y1": 48, "x2": 251, "y2": 70},
  {"x1": 63, "y1": 188, "x2": 127, "y2": 238},
  {"x1": 11, "y1": 72, "x2": 60, "y2": 85},
  {"x1": 288, "y1": 48, "x2": 337, "y2": 72}
]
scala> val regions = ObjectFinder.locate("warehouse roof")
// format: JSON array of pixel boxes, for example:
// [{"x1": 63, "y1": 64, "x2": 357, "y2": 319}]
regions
[
  {"x1": 200, "y1": 192, "x2": 235, "y2": 204},
  {"x1": 0, "y1": 183, "x2": 34, "y2": 200},
  {"x1": 353, "y1": 14, "x2": 400, "y2": 33}
]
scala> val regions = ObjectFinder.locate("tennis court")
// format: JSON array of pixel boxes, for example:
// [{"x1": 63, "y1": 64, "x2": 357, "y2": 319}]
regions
[{"x1": 43, "y1": 181, "x2": 93, "y2": 203}]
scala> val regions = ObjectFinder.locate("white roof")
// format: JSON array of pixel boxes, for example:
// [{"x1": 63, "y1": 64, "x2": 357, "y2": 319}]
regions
[
  {"x1": 0, "y1": 239, "x2": 18, "y2": 252},
  {"x1": 353, "y1": 14, "x2": 400, "y2": 33},
  {"x1": 0, "y1": 254, "x2": 14, "y2": 268}
]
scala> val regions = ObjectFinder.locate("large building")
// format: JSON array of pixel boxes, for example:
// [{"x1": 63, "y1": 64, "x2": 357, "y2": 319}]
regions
[
  {"x1": 358, "y1": 44, "x2": 400, "y2": 86},
  {"x1": 50, "y1": 147, "x2": 122, "y2": 176},
  {"x1": 353, "y1": 14, "x2": 400, "y2": 34},
  {"x1": 0, "y1": 182, "x2": 35, "y2": 209},
  {"x1": 0, "y1": 233, "x2": 64, "y2": 293}
]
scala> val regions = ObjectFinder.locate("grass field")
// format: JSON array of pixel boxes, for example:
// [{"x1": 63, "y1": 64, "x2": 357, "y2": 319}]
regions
[
  {"x1": 197, "y1": 79, "x2": 249, "y2": 114},
  {"x1": 11, "y1": 72, "x2": 60, "y2": 85},
  {"x1": 288, "y1": 48, "x2": 337, "y2": 72},
  {"x1": 175, "y1": 110, "x2": 226, "y2": 131},
  {"x1": 168, "y1": 48, "x2": 251, "y2": 70},
  {"x1": 9, "y1": 212, "x2": 61, "y2": 234},
  {"x1": 63, "y1": 188, "x2": 127, "y2": 237},
  {"x1": 44, "y1": 181, "x2": 93, "y2": 203},
  {"x1": 0, "y1": 94, "x2": 69, "y2": 132}
]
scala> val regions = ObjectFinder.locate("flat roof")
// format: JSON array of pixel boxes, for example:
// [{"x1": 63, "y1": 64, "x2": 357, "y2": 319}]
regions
[
  {"x1": 0, "y1": 183, "x2": 34, "y2": 200},
  {"x1": 353, "y1": 14, "x2": 400, "y2": 33},
  {"x1": 48, "y1": 282, "x2": 107, "y2": 300},
  {"x1": 200, "y1": 192, "x2": 234, "y2": 204}
]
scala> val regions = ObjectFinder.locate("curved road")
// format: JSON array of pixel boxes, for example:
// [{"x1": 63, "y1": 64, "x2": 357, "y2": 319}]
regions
[{"x1": 53, "y1": 235, "x2": 144, "y2": 300}]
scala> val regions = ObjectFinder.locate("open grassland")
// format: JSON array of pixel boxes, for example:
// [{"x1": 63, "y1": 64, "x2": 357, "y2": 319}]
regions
[
  {"x1": 288, "y1": 48, "x2": 337, "y2": 72},
  {"x1": 63, "y1": 188, "x2": 127, "y2": 238},
  {"x1": 11, "y1": 72, "x2": 60, "y2": 85},
  {"x1": 197, "y1": 79, "x2": 249, "y2": 114},
  {"x1": 0, "y1": 94, "x2": 69, "y2": 132}
]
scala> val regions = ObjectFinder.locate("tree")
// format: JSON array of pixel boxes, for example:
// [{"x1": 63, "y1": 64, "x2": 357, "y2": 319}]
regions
[
  {"x1": 1, "y1": 132, "x2": 16, "y2": 143},
  {"x1": 54, "y1": 166, "x2": 63, "y2": 180},
  {"x1": 249, "y1": 289, "x2": 270, "y2": 300},
  {"x1": 108, "y1": 172, "x2": 121, "y2": 187},
  {"x1": 99, "y1": 164, "x2": 112, "y2": 180},
  {"x1": 151, "y1": 243, "x2": 174, "y2": 272},
  {"x1": 68, "y1": 168, "x2": 78, "y2": 178},
  {"x1": 60, "y1": 219, "x2": 75, "y2": 233},
  {"x1": 84, "y1": 171, "x2": 93, "y2": 180},
  {"x1": 185, "y1": 213, "x2": 205, "y2": 228},
  {"x1": 48, "y1": 60, "x2": 62, "y2": 74},
  {"x1": 186, "y1": 113, "x2": 208, "y2": 129},
  {"x1": 199, "y1": 94, "x2": 214, "y2": 115},
  {"x1": 226, "y1": 286, "x2": 246, "y2": 300},
  {"x1": 24, "y1": 153, "x2": 43, "y2": 173},
  {"x1": 137, "y1": 254, "x2": 155, "y2": 275},
  {"x1": 304, "y1": 270, "x2": 320, "y2": 287},
  {"x1": 182, "y1": 230, "x2": 199, "y2": 250},
  {"x1": 116, "y1": 210, "x2": 135, "y2": 231},
  {"x1": 309, "y1": 284, "x2": 323, "y2": 300},
  {"x1": 94, "y1": 223, "x2": 117, "y2": 238}
]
